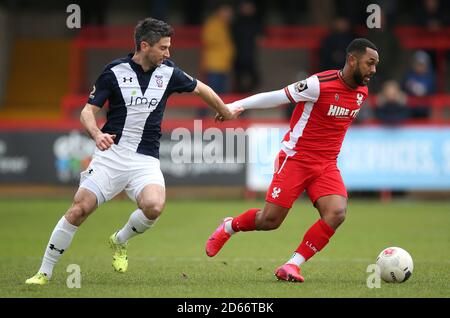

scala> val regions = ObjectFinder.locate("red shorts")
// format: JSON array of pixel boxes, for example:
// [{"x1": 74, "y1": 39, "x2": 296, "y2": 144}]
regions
[{"x1": 265, "y1": 150, "x2": 347, "y2": 209}]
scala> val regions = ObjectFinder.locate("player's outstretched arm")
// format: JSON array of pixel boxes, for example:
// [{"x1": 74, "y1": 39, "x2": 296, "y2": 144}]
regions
[
  {"x1": 215, "y1": 89, "x2": 291, "y2": 121},
  {"x1": 193, "y1": 80, "x2": 234, "y2": 120},
  {"x1": 80, "y1": 103, "x2": 116, "y2": 151},
  {"x1": 229, "y1": 76, "x2": 319, "y2": 113},
  {"x1": 229, "y1": 89, "x2": 291, "y2": 111}
]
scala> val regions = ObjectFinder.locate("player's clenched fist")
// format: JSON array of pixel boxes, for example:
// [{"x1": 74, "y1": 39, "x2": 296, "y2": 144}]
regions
[{"x1": 94, "y1": 133, "x2": 116, "y2": 151}]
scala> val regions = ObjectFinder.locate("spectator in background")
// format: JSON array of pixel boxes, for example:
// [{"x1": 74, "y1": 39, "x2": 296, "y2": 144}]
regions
[
  {"x1": 375, "y1": 80, "x2": 410, "y2": 125},
  {"x1": 199, "y1": 2, "x2": 234, "y2": 117},
  {"x1": 402, "y1": 50, "x2": 436, "y2": 119},
  {"x1": 319, "y1": 17, "x2": 357, "y2": 71},
  {"x1": 416, "y1": 0, "x2": 448, "y2": 31},
  {"x1": 232, "y1": 0, "x2": 261, "y2": 93},
  {"x1": 201, "y1": 2, "x2": 235, "y2": 95},
  {"x1": 412, "y1": 0, "x2": 449, "y2": 77}
]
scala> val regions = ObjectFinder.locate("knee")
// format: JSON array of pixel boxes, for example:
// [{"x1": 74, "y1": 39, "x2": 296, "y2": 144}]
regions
[
  {"x1": 66, "y1": 201, "x2": 93, "y2": 225},
  {"x1": 139, "y1": 198, "x2": 165, "y2": 219},
  {"x1": 323, "y1": 206, "x2": 347, "y2": 229}
]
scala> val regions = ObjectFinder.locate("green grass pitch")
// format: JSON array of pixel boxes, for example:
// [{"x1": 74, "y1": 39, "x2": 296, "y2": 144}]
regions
[{"x1": 0, "y1": 198, "x2": 449, "y2": 298}]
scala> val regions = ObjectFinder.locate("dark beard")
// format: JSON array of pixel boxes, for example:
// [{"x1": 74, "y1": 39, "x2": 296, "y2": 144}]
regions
[{"x1": 353, "y1": 69, "x2": 365, "y2": 86}]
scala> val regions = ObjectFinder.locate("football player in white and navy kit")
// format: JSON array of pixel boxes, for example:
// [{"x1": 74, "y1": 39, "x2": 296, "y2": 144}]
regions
[{"x1": 26, "y1": 18, "x2": 234, "y2": 285}]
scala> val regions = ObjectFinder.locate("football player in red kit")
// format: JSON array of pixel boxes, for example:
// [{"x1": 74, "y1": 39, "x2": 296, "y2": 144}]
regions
[{"x1": 206, "y1": 38, "x2": 379, "y2": 282}]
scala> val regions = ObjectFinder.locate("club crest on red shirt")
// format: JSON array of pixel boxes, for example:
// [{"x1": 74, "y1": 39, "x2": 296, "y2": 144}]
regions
[{"x1": 356, "y1": 93, "x2": 364, "y2": 106}]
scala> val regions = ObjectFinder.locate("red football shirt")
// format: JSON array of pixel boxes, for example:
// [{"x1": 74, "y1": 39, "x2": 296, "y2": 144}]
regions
[{"x1": 282, "y1": 70, "x2": 368, "y2": 161}]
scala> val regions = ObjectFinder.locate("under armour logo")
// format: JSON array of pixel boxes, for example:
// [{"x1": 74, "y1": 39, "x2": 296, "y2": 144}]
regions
[
  {"x1": 89, "y1": 85, "x2": 96, "y2": 99},
  {"x1": 356, "y1": 93, "x2": 364, "y2": 106},
  {"x1": 88, "y1": 169, "x2": 93, "y2": 174},
  {"x1": 271, "y1": 187, "x2": 281, "y2": 199},
  {"x1": 49, "y1": 244, "x2": 65, "y2": 254},
  {"x1": 123, "y1": 77, "x2": 132, "y2": 83}
]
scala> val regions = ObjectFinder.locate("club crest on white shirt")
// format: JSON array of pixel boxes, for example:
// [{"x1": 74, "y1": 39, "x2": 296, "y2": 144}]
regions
[{"x1": 155, "y1": 75, "x2": 163, "y2": 88}]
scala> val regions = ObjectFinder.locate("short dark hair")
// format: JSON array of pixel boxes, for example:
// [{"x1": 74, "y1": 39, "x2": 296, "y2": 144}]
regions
[
  {"x1": 346, "y1": 38, "x2": 378, "y2": 56},
  {"x1": 134, "y1": 17, "x2": 173, "y2": 51}
]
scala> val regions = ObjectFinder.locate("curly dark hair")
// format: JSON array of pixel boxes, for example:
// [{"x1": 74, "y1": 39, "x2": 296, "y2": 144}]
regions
[
  {"x1": 134, "y1": 17, "x2": 173, "y2": 51},
  {"x1": 346, "y1": 38, "x2": 378, "y2": 57}
]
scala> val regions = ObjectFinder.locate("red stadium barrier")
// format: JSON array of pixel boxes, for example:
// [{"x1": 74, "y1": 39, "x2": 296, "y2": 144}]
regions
[{"x1": 67, "y1": 25, "x2": 450, "y2": 95}]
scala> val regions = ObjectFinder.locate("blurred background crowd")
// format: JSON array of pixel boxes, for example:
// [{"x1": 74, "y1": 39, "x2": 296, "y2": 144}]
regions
[{"x1": 0, "y1": 0, "x2": 449, "y2": 125}]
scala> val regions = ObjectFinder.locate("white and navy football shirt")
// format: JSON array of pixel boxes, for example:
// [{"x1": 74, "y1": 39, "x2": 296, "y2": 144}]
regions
[{"x1": 88, "y1": 53, "x2": 197, "y2": 158}]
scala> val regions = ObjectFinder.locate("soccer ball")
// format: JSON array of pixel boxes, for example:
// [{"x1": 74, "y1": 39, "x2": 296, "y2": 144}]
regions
[{"x1": 376, "y1": 247, "x2": 414, "y2": 283}]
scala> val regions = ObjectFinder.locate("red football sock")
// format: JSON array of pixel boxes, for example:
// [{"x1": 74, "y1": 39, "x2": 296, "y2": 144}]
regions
[
  {"x1": 231, "y1": 208, "x2": 259, "y2": 232},
  {"x1": 295, "y1": 219, "x2": 335, "y2": 261}
]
